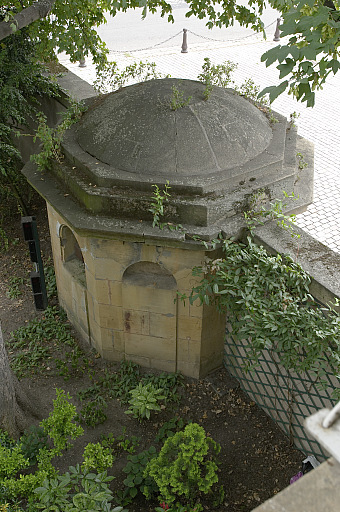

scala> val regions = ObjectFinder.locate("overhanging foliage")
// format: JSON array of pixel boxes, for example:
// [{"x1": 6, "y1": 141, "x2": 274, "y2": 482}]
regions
[{"x1": 188, "y1": 237, "x2": 340, "y2": 398}]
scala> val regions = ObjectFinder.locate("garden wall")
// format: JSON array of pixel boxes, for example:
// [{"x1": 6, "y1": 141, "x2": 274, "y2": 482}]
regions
[{"x1": 224, "y1": 221, "x2": 340, "y2": 460}]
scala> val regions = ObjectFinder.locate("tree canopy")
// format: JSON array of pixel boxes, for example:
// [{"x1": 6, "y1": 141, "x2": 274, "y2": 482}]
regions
[{"x1": 0, "y1": 1, "x2": 339, "y2": 106}]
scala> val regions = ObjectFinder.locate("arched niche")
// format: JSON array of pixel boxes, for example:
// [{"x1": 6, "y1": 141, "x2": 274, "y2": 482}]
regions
[
  {"x1": 123, "y1": 261, "x2": 177, "y2": 289},
  {"x1": 59, "y1": 225, "x2": 86, "y2": 285},
  {"x1": 122, "y1": 261, "x2": 177, "y2": 371}
]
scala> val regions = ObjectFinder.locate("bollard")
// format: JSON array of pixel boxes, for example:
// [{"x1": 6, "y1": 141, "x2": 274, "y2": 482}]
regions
[
  {"x1": 273, "y1": 18, "x2": 281, "y2": 42},
  {"x1": 181, "y1": 28, "x2": 188, "y2": 53},
  {"x1": 79, "y1": 55, "x2": 86, "y2": 67}
]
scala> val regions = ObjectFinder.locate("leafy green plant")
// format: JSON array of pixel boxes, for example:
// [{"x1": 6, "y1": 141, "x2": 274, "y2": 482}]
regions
[
  {"x1": 144, "y1": 423, "x2": 220, "y2": 506},
  {"x1": 187, "y1": 237, "x2": 340, "y2": 398},
  {"x1": 297, "y1": 152, "x2": 308, "y2": 170},
  {"x1": 0, "y1": 10, "x2": 61, "y2": 212},
  {"x1": 141, "y1": 372, "x2": 184, "y2": 403},
  {"x1": 40, "y1": 389, "x2": 84, "y2": 455},
  {"x1": 82, "y1": 443, "x2": 114, "y2": 473},
  {"x1": 20, "y1": 426, "x2": 48, "y2": 466},
  {"x1": 117, "y1": 446, "x2": 158, "y2": 506},
  {"x1": 94, "y1": 60, "x2": 165, "y2": 93},
  {"x1": 43, "y1": 261, "x2": 57, "y2": 300},
  {"x1": 6, "y1": 277, "x2": 24, "y2": 299},
  {"x1": 7, "y1": 306, "x2": 77, "y2": 378},
  {"x1": 100, "y1": 429, "x2": 140, "y2": 456},
  {"x1": 169, "y1": 84, "x2": 192, "y2": 111},
  {"x1": 155, "y1": 417, "x2": 187, "y2": 444},
  {"x1": 149, "y1": 181, "x2": 171, "y2": 228},
  {"x1": 289, "y1": 111, "x2": 300, "y2": 129},
  {"x1": 125, "y1": 382, "x2": 166, "y2": 421},
  {"x1": 33, "y1": 465, "x2": 126, "y2": 512},
  {"x1": 31, "y1": 99, "x2": 87, "y2": 172},
  {"x1": 198, "y1": 57, "x2": 237, "y2": 99},
  {"x1": 0, "y1": 444, "x2": 29, "y2": 480},
  {"x1": 77, "y1": 396, "x2": 108, "y2": 427},
  {"x1": 55, "y1": 347, "x2": 90, "y2": 381},
  {"x1": 244, "y1": 190, "x2": 300, "y2": 238}
]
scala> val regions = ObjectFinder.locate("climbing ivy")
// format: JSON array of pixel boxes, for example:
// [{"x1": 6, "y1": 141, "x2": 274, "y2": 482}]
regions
[{"x1": 187, "y1": 236, "x2": 340, "y2": 399}]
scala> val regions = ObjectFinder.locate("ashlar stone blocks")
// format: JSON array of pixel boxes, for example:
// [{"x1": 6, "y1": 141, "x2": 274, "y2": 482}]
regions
[{"x1": 47, "y1": 206, "x2": 225, "y2": 378}]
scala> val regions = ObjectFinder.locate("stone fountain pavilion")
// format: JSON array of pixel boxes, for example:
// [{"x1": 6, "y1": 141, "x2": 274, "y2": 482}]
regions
[{"x1": 23, "y1": 78, "x2": 314, "y2": 378}]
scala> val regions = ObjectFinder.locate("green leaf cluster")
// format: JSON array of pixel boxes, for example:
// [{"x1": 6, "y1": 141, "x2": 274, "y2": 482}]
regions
[
  {"x1": 40, "y1": 389, "x2": 84, "y2": 455},
  {"x1": 0, "y1": 8, "x2": 60, "y2": 209},
  {"x1": 189, "y1": 237, "x2": 340, "y2": 397},
  {"x1": 33, "y1": 465, "x2": 125, "y2": 512},
  {"x1": 94, "y1": 60, "x2": 165, "y2": 94},
  {"x1": 260, "y1": 1, "x2": 340, "y2": 106},
  {"x1": 118, "y1": 446, "x2": 158, "y2": 505},
  {"x1": 82, "y1": 443, "x2": 114, "y2": 473},
  {"x1": 144, "y1": 423, "x2": 220, "y2": 505},
  {"x1": 125, "y1": 382, "x2": 166, "y2": 420}
]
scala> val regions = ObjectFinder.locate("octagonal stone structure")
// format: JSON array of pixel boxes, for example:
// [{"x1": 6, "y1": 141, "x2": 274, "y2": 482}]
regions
[{"x1": 23, "y1": 77, "x2": 314, "y2": 378}]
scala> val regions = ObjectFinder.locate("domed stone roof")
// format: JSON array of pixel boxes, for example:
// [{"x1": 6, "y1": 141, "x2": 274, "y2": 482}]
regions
[
  {"x1": 75, "y1": 78, "x2": 272, "y2": 178},
  {"x1": 51, "y1": 77, "x2": 311, "y2": 230}
]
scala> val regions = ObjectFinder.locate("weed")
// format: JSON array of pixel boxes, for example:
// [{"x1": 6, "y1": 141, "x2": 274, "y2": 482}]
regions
[
  {"x1": 0, "y1": 228, "x2": 9, "y2": 252},
  {"x1": 6, "y1": 277, "x2": 24, "y2": 300},
  {"x1": 94, "y1": 60, "x2": 165, "y2": 94},
  {"x1": 297, "y1": 152, "x2": 308, "y2": 170},
  {"x1": 149, "y1": 181, "x2": 171, "y2": 228},
  {"x1": 155, "y1": 417, "x2": 187, "y2": 444},
  {"x1": 77, "y1": 396, "x2": 108, "y2": 428},
  {"x1": 289, "y1": 111, "x2": 300, "y2": 128},
  {"x1": 117, "y1": 446, "x2": 158, "y2": 506},
  {"x1": 7, "y1": 306, "x2": 77, "y2": 378},
  {"x1": 101, "y1": 429, "x2": 140, "y2": 455},
  {"x1": 198, "y1": 57, "x2": 237, "y2": 100},
  {"x1": 55, "y1": 347, "x2": 90, "y2": 381},
  {"x1": 125, "y1": 382, "x2": 166, "y2": 421},
  {"x1": 43, "y1": 261, "x2": 57, "y2": 299},
  {"x1": 141, "y1": 372, "x2": 184, "y2": 403},
  {"x1": 31, "y1": 100, "x2": 87, "y2": 172},
  {"x1": 244, "y1": 190, "x2": 300, "y2": 238},
  {"x1": 169, "y1": 84, "x2": 191, "y2": 111}
]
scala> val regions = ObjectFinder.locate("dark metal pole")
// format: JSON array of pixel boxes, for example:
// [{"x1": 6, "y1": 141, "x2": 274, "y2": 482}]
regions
[
  {"x1": 273, "y1": 18, "x2": 281, "y2": 42},
  {"x1": 181, "y1": 28, "x2": 188, "y2": 53},
  {"x1": 79, "y1": 54, "x2": 86, "y2": 67}
]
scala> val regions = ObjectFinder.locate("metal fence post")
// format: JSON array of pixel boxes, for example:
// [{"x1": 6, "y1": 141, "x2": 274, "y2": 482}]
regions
[
  {"x1": 181, "y1": 28, "x2": 188, "y2": 53},
  {"x1": 79, "y1": 54, "x2": 86, "y2": 67},
  {"x1": 273, "y1": 18, "x2": 281, "y2": 42}
]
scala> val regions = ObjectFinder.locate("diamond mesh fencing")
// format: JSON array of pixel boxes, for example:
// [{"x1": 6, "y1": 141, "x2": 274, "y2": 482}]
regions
[{"x1": 224, "y1": 323, "x2": 339, "y2": 461}]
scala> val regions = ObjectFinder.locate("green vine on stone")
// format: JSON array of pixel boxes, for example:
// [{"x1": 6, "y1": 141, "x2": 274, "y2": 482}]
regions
[
  {"x1": 244, "y1": 190, "x2": 300, "y2": 238},
  {"x1": 31, "y1": 99, "x2": 87, "y2": 172},
  {"x1": 187, "y1": 237, "x2": 340, "y2": 399}
]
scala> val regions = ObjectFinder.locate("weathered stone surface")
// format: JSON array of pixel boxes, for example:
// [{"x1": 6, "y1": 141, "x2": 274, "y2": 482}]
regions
[
  {"x1": 22, "y1": 73, "x2": 316, "y2": 379},
  {"x1": 252, "y1": 458, "x2": 340, "y2": 512}
]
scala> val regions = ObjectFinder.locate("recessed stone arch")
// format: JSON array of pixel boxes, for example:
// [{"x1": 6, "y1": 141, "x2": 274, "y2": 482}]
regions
[
  {"x1": 123, "y1": 261, "x2": 177, "y2": 289},
  {"x1": 122, "y1": 261, "x2": 178, "y2": 371},
  {"x1": 59, "y1": 225, "x2": 86, "y2": 285}
]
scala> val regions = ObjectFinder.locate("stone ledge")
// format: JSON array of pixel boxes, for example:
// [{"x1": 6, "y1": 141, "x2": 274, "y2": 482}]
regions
[
  {"x1": 254, "y1": 221, "x2": 340, "y2": 305},
  {"x1": 252, "y1": 458, "x2": 340, "y2": 512}
]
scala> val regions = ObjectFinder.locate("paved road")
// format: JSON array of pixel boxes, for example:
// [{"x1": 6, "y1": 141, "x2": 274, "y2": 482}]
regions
[{"x1": 59, "y1": 8, "x2": 340, "y2": 254}]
